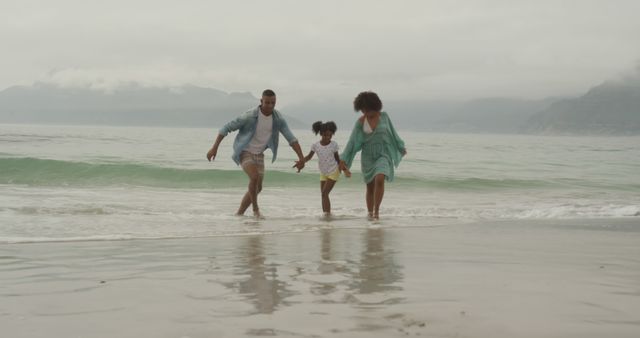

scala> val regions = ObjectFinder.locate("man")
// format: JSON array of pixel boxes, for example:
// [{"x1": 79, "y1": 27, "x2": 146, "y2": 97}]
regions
[{"x1": 207, "y1": 89, "x2": 305, "y2": 218}]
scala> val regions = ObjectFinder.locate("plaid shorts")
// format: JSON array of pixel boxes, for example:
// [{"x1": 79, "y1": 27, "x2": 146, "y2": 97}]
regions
[{"x1": 240, "y1": 151, "x2": 265, "y2": 176}]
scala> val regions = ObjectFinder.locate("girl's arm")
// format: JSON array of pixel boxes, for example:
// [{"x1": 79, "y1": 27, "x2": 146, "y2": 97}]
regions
[
  {"x1": 293, "y1": 150, "x2": 314, "y2": 172},
  {"x1": 303, "y1": 151, "x2": 315, "y2": 163}
]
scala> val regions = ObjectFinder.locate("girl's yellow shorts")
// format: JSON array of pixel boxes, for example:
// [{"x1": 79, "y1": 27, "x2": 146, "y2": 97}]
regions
[{"x1": 320, "y1": 169, "x2": 340, "y2": 182}]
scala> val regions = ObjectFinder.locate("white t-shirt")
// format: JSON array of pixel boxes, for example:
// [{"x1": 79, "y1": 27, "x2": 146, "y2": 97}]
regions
[
  {"x1": 311, "y1": 140, "x2": 339, "y2": 175},
  {"x1": 245, "y1": 110, "x2": 273, "y2": 154}
]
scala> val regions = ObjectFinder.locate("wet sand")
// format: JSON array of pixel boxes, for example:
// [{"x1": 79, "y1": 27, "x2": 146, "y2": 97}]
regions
[{"x1": 2, "y1": 219, "x2": 640, "y2": 337}]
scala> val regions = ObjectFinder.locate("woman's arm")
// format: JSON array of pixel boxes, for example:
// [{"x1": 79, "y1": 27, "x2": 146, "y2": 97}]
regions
[
  {"x1": 386, "y1": 113, "x2": 406, "y2": 155},
  {"x1": 340, "y1": 121, "x2": 363, "y2": 169},
  {"x1": 334, "y1": 152, "x2": 351, "y2": 177}
]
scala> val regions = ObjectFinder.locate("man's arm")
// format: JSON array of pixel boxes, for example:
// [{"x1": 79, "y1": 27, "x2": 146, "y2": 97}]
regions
[
  {"x1": 291, "y1": 142, "x2": 306, "y2": 172},
  {"x1": 207, "y1": 134, "x2": 225, "y2": 161},
  {"x1": 276, "y1": 116, "x2": 305, "y2": 171},
  {"x1": 207, "y1": 112, "x2": 250, "y2": 162}
]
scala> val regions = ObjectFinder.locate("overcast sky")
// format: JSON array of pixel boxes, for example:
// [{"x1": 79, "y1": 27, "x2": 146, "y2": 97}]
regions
[{"x1": 2, "y1": 0, "x2": 640, "y2": 106}]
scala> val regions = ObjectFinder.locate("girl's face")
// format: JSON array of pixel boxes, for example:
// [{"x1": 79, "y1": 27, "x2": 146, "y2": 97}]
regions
[{"x1": 321, "y1": 130, "x2": 333, "y2": 143}]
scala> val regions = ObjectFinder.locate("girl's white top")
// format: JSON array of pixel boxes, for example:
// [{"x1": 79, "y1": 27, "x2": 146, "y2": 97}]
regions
[{"x1": 311, "y1": 140, "x2": 339, "y2": 175}]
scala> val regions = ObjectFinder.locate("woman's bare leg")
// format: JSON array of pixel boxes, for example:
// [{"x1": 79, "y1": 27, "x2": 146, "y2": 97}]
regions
[
  {"x1": 366, "y1": 180, "x2": 375, "y2": 218},
  {"x1": 373, "y1": 174, "x2": 385, "y2": 219}
]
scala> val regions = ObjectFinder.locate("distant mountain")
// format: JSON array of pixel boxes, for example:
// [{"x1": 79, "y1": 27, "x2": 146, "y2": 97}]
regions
[
  {"x1": 283, "y1": 99, "x2": 465, "y2": 132},
  {"x1": 3, "y1": 78, "x2": 639, "y2": 135},
  {"x1": 420, "y1": 98, "x2": 559, "y2": 133},
  {"x1": 286, "y1": 81, "x2": 640, "y2": 135},
  {"x1": 0, "y1": 83, "x2": 305, "y2": 128},
  {"x1": 523, "y1": 78, "x2": 640, "y2": 135},
  {"x1": 285, "y1": 97, "x2": 557, "y2": 133}
]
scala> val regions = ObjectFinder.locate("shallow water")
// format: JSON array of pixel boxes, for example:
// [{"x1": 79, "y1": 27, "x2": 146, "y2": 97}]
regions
[{"x1": 1, "y1": 124, "x2": 639, "y2": 243}]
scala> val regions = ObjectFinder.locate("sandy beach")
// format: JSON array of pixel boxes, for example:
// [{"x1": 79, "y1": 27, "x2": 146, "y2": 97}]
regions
[
  {"x1": 3, "y1": 1, "x2": 640, "y2": 337},
  {"x1": 2, "y1": 218, "x2": 639, "y2": 338}
]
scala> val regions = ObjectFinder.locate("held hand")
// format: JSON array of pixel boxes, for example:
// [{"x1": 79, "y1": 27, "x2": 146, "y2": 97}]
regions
[
  {"x1": 339, "y1": 160, "x2": 347, "y2": 171},
  {"x1": 339, "y1": 160, "x2": 351, "y2": 178},
  {"x1": 293, "y1": 160, "x2": 305, "y2": 173},
  {"x1": 206, "y1": 147, "x2": 217, "y2": 162}
]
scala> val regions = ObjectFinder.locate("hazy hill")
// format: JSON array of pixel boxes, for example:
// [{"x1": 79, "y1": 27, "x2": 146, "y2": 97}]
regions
[
  {"x1": 419, "y1": 98, "x2": 558, "y2": 133},
  {"x1": 286, "y1": 83, "x2": 639, "y2": 135},
  {"x1": 523, "y1": 78, "x2": 640, "y2": 135},
  {"x1": 0, "y1": 83, "x2": 562, "y2": 133},
  {"x1": 0, "y1": 83, "x2": 305, "y2": 128},
  {"x1": 284, "y1": 97, "x2": 556, "y2": 133},
  {"x1": 2, "y1": 79, "x2": 639, "y2": 135}
]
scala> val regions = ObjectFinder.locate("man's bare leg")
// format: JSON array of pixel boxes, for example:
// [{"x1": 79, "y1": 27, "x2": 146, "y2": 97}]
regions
[
  {"x1": 237, "y1": 191, "x2": 251, "y2": 216},
  {"x1": 237, "y1": 162, "x2": 263, "y2": 217}
]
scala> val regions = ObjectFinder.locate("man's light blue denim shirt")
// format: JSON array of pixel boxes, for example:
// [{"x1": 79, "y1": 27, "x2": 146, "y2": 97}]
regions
[{"x1": 219, "y1": 106, "x2": 298, "y2": 165}]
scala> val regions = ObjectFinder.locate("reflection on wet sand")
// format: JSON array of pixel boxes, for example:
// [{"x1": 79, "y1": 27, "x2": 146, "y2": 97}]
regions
[
  {"x1": 310, "y1": 229, "x2": 351, "y2": 296},
  {"x1": 221, "y1": 228, "x2": 404, "y2": 314},
  {"x1": 225, "y1": 235, "x2": 293, "y2": 314},
  {"x1": 352, "y1": 228, "x2": 403, "y2": 295}
]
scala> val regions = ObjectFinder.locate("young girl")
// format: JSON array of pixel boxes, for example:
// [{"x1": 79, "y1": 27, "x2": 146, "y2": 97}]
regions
[{"x1": 301, "y1": 121, "x2": 351, "y2": 216}]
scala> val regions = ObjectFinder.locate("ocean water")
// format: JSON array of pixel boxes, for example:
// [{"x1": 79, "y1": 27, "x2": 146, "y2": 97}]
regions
[{"x1": 1, "y1": 123, "x2": 639, "y2": 243}]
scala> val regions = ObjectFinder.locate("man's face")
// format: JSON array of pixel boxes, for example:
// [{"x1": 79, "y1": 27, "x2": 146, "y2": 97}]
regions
[{"x1": 260, "y1": 95, "x2": 276, "y2": 115}]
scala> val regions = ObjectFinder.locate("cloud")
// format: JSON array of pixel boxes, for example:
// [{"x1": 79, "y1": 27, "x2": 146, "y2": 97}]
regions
[
  {"x1": 3, "y1": 0, "x2": 640, "y2": 102},
  {"x1": 43, "y1": 65, "x2": 200, "y2": 92}
]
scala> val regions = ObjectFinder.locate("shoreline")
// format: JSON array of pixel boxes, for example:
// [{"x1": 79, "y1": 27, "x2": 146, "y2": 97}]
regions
[{"x1": 2, "y1": 217, "x2": 638, "y2": 245}]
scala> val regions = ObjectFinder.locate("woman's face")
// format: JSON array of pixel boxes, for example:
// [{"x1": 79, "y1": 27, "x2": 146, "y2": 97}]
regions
[{"x1": 362, "y1": 109, "x2": 378, "y2": 116}]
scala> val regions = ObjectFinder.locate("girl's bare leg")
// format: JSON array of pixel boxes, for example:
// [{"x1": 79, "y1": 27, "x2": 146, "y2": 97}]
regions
[
  {"x1": 321, "y1": 179, "x2": 337, "y2": 215},
  {"x1": 320, "y1": 181, "x2": 326, "y2": 213}
]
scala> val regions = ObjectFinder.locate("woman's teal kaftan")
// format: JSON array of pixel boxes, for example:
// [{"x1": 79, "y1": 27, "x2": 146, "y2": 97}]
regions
[{"x1": 340, "y1": 112, "x2": 405, "y2": 183}]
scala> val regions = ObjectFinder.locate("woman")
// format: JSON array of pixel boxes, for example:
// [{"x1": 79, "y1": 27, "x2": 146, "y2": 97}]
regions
[{"x1": 340, "y1": 91, "x2": 407, "y2": 220}]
